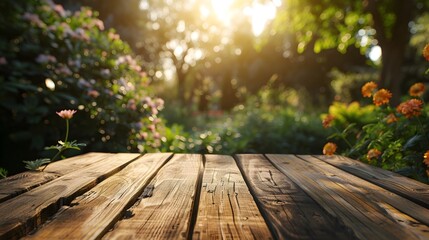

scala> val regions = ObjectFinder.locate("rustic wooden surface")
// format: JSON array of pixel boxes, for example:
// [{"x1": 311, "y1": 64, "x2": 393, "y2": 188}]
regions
[
  {"x1": 0, "y1": 152, "x2": 113, "y2": 203},
  {"x1": 24, "y1": 153, "x2": 172, "y2": 240},
  {"x1": 267, "y1": 154, "x2": 429, "y2": 240},
  {"x1": 236, "y1": 154, "x2": 355, "y2": 239},
  {"x1": 193, "y1": 155, "x2": 272, "y2": 239},
  {"x1": 0, "y1": 153, "x2": 428, "y2": 240},
  {"x1": 103, "y1": 154, "x2": 202, "y2": 239},
  {"x1": 314, "y1": 155, "x2": 429, "y2": 208}
]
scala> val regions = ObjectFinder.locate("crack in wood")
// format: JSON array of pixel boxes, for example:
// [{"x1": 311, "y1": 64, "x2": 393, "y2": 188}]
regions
[{"x1": 142, "y1": 184, "x2": 154, "y2": 198}]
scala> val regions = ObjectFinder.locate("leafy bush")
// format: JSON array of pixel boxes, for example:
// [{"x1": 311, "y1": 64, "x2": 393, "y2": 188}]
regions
[
  {"x1": 159, "y1": 85, "x2": 329, "y2": 155},
  {"x1": 0, "y1": 0, "x2": 163, "y2": 173},
  {"x1": 322, "y1": 79, "x2": 429, "y2": 183},
  {"x1": 222, "y1": 86, "x2": 328, "y2": 154}
]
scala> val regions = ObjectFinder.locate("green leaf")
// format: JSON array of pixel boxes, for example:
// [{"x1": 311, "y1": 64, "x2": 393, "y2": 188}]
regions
[
  {"x1": 44, "y1": 145, "x2": 63, "y2": 151},
  {"x1": 403, "y1": 135, "x2": 425, "y2": 151},
  {"x1": 23, "y1": 158, "x2": 51, "y2": 170},
  {"x1": 0, "y1": 168, "x2": 7, "y2": 179},
  {"x1": 342, "y1": 123, "x2": 357, "y2": 134}
]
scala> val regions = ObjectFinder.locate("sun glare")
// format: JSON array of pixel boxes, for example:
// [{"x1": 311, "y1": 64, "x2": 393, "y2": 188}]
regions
[
  {"x1": 245, "y1": 2, "x2": 277, "y2": 36},
  {"x1": 209, "y1": 0, "x2": 279, "y2": 36},
  {"x1": 210, "y1": 0, "x2": 233, "y2": 25}
]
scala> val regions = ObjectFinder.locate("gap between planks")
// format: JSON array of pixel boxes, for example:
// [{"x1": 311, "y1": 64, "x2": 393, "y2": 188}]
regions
[
  {"x1": 235, "y1": 154, "x2": 356, "y2": 240},
  {"x1": 265, "y1": 154, "x2": 429, "y2": 240},
  {"x1": 24, "y1": 153, "x2": 173, "y2": 240},
  {"x1": 0, "y1": 152, "x2": 113, "y2": 203},
  {"x1": 102, "y1": 154, "x2": 203, "y2": 239},
  {"x1": 313, "y1": 154, "x2": 429, "y2": 209},
  {"x1": 0, "y1": 153, "x2": 141, "y2": 240},
  {"x1": 194, "y1": 155, "x2": 273, "y2": 239}
]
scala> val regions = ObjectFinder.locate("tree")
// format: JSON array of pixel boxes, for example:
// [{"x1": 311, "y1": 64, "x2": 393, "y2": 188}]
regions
[
  {"x1": 137, "y1": 0, "x2": 228, "y2": 104},
  {"x1": 275, "y1": 0, "x2": 429, "y2": 103}
]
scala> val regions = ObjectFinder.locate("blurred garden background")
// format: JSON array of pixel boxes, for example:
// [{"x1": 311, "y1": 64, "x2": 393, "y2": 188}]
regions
[{"x1": 0, "y1": 0, "x2": 428, "y2": 182}]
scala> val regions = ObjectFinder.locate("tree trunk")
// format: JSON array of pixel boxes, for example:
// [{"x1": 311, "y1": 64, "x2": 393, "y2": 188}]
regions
[
  {"x1": 375, "y1": 0, "x2": 416, "y2": 105},
  {"x1": 367, "y1": 0, "x2": 414, "y2": 105},
  {"x1": 176, "y1": 69, "x2": 187, "y2": 104},
  {"x1": 379, "y1": 43, "x2": 407, "y2": 105},
  {"x1": 220, "y1": 68, "x2": 238, "y2": 110}
]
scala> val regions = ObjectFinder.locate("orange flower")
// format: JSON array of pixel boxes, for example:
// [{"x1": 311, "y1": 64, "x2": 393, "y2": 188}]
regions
[
  {"x1": 322, "y1": 114, "x2": 335, "y2": 128},
  {"x1": 423, "y1": 43, "x2": 429, "y2": 61},
  {"x1": 323, "y1": 142, "x2": 337, "y2": 155},
  {"x1": 396, "y1": 99, "x2": 423, "y2": 118},
  {"x1": 373, "y1": 89, "x2": 392, "y2": 106},
  {"x1": 409, "y1": 83, "x2": 425, "y2": 97},
  {"x1": 424, "y1": 151, "x2": 429, "y2": 167},
  {"x1": 56, "y1": 109, "x2": 77, "y2": 119},
  {"x1": 385, "y1": 113, "x2": 398, "y2": 124},
  {"x1": 367, "y1": 149, "x2": 382, "y2": 160},
  {"x1": 361, "y1": 81, "x2": 378, "y2": 98}
]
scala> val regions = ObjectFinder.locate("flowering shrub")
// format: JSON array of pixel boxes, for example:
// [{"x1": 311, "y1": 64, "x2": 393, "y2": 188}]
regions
[
  {"x1": 322, "y1": 45, "x2": 429, "y2": 183},
  {"x1": 0, "y1": 0, "x2": 163, "y2": 173}
]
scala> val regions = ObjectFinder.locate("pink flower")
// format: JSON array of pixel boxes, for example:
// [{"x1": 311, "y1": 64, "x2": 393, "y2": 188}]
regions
[
  {"x1": 54, "y1": 4, "x2": 66, "y2": 17},
  {"x1": 55, "y1": 65, "x2": 72, "y2": 76},
  {"x1": 108, "y1": 31, "x2": 120, "y2": 41},
  {"x1": 141, "y1": 132, "x2": 148, "y2": 139},
  {"x1": 56, "y1": 110, "x2": 77, "y2": 119},
  {"x1": 87, "y1": 90, "x2": 100, "y2": 98},
  {"x1": 84, "y1": 9, "x2": 93, "y2": 17},
  {"x1": 127, "y1": 99, "x2": 137, "y2": 110},
  {"x1": 23, "y1": 12, "x2": 45, "y2": 28},
  {"x1": 70, "y1": 28, "x2": 90, "y2": 42},
  {"x1": 93, "y1": 19, "x2": 104, "y2": 30},
  {"x1": 155, "y1": 98, "x2": 164, "y2": 109},
  {"x1": 36, "y1": 54, "x2": 57, "y2": 64},
  {"x1": 0, "y1": 57, "x2": 7, "y2": 65},
  {"x1": 100, "y1": 69, "x2": 111, "y2": 77}
]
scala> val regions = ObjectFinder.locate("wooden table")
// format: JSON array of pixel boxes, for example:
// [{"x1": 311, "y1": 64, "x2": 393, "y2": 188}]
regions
[{"x1": 0, "y1": 153, "x2": 428, "y2": 239}]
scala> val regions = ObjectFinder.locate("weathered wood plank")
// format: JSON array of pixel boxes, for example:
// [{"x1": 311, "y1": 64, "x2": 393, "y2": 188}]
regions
[
  {"x1": 235, "y1": 154, "x2": 356, "y2": 240},
  {"x1": 0, "y1": 153, "x2": 139, "y2": 240},
  {"x1": 103, "y1": 154, "x2": 203, "y2": 239},
  {"x1": 24, "y1": 153, "x2": 172, "y2": 240},
  {"x1": 266, "y1": 154, "x2": 429, "y2": 240},
  {"x1": 299, "y1": 155, "x2": 429, "y2": 227},
  {"x1": 0, "y1": 153, "x2": 112, "y2": 203},
  {"x1": 193, "y1": 155, "x2": 272, "y2": 239},
  {"x1": 314, "y1": 155, "x2": 429, "y2": 208}
]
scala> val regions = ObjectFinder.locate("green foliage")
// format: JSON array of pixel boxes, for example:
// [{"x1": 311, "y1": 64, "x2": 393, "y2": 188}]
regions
[
  {"x1": 325, "y1": 101, "x2": 376, "y2": 130},
  {"x1": 23, "y1": 158, "x2": 51, "y2": 171},
  {"x1": 330, "y1": 69, "x2": 378, "y2": 102},
  {"x1": 0, "y1": 168, "x2": 7, "y2": 179},
  {"x1": 24, "y1": 111, "x2": 86, "y2": 171},
  {"x1": 323, "y1": 82, "x2": 429, "y2": 183},
  {"x1": 276, "y1": 0, "x2": 371, "y2": 54},
  {"x1": 0, "y1": 0, "x2": 163, "y2": 173},
  {"x1": 160, "y1": 85, "x2": 329, "y2": 155}
]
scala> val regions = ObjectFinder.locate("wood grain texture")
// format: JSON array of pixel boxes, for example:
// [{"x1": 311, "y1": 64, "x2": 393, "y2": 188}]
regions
[
  {"x1": 266, "y1": 154, "x2": 429, "y2": 240},
  {"x1": 0, "y1": 153, "x2": 139, "y2": 240},
  {"x1": 235, "y1": 154, "x2": 356, "y2": 240},
  {"x1": 103, "y1": 154, "x2": 203, "y2": 240},
  {"x1": 0, "y1": 153, "x2": 112, "y2": 203},
  {"x1": 24, "y1": 153, "x2": 172, "y2": 240},
  {"x1": 299, "y1": 155, "x2": 429, "y2": 226},
  {"x1": 314, "y1": 155, "x2": 429, "y2": 208},
  {"x1": 193, "y1": 155, "x2": 272, "y2": 239}
]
